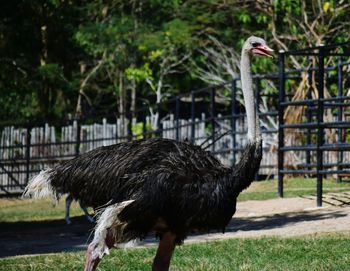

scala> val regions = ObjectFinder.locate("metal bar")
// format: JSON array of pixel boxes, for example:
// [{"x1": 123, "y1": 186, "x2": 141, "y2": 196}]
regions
[
  {"x1": 230, "y1": 80, "x2": 237, "y2": 165},
  {"x1": 316, "y1": 46, "x2": 325, "y2": 207},
  {"x1": 142, "y1": 114, "x2": 147, "y2": 140},
  {"x1": 175, "y1": 97, "x2": 180, "y2": 141},
  {"x1": 128, "y1": 111, "x2": 133, "y2": 140},
  {"x1": 115, "y1": 115, "x2": 119, "y2": 141},
  {"x1": 337, "y1": 57, "x2": 343, "y2": 183},
  {"x1": 323, "y1": 102, "x2": 350, "y2": 107},
  {"x1": 281, "y1": 169, "x2": 350, "y2": 175},
  {"x1": 290, "y1": 162, "x2": 350, "y2": 168},
  {"x1": 281, "y1": 146, "x2": 317, "y2": 151},
  {"x1": 306, "y1": 58, "x2": 313, "y2": 170},
  {"x1": 320, "y1": 96, "x2": 350, "y2": 102},
  {"x1": 281, "y1": 144, "x2": 350, "y2": 151},
  {"x1": 320, "y1": 170, "x2": 350, "y2": 175},
  {"x1": 25, "y1": 124, "x2": 31, "y2": 186},
  {"x1": 211, "y1": 87, "x2": 216, "y2": 152},
  {"x1": 280, "y1": 99, "x2": 317, "y2": 106},
  {"x1": 280, "y1": 169, "x2": 317, "y2": 174},
  {"x1": 278, "y1": 51, "x2": 285, "y2": 198},
  {"x1": 191, "y1": 91, "x2": 195, "y2": 143},
  {"x1": 75, "y1": 119, "x2": 81, "y2": 157},
  {"x1": 281, "y1": 122, "x2": 350, "y2": 129}
]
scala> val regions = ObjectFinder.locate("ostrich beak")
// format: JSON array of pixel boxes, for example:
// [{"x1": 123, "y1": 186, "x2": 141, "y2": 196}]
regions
[{"x1": 252, "y1": 45, "x2": 274, "y2": 58}]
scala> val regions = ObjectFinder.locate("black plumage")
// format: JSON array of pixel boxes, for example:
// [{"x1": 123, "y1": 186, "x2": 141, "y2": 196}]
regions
[{"x1": 47, "y1": 138, "x2": 261, "y2": 243}]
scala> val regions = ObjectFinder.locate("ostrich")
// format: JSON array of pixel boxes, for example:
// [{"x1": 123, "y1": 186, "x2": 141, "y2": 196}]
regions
[{"x1": 23, "y1": 36, "x2": 273, "y2": 271}]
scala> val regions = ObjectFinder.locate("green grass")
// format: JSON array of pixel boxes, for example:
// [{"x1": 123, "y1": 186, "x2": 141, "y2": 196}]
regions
[
  {"x1": 1, "y1": 178, "x2": 350, "y2": 223},
  {"x1": 238, "y1": 177, "x2": 350, "y2": 201},
  {"x1": 1, "y1": 232, "x2": 350, "y2": 271},
  {"x1": 0, "y1": 197, "x2": 92, "y2": 223}
]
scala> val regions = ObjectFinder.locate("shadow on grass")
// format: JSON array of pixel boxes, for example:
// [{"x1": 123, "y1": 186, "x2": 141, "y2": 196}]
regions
[{"x1": 0, "y1": 209, "x2": 346, "y2": 258}]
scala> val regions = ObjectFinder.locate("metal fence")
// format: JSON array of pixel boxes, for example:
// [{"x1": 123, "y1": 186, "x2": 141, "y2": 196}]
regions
[
  {"x1": 278, "y1": 42, "x2": 350, "y2": 206},
  {"x1": 1, "y1": 42, "x2": 350, "y2": 206}
]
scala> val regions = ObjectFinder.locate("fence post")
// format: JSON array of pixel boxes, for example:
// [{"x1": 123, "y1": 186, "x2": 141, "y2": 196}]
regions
[
  {"x1": 127, "y1": 111, "x2": 133, "y2": 140},
  {"x1": 230, "y1": 80, "x2": 237, "y2": 164},
  {"x1": 115, "y1": 115, "x2": 119, "y2": 142},
  {"x1": 191, "y1": 91, "x2": 195, "y2": 143},
  {"x1": 306, "y1": 57, "x2": 313, "y2": 170},
  {"x1": 210, "y1": 87, "x2": 216, "y2": 152},
  {"x1": 175, "y1": 97, "x2": 180, "y2": 141},
  {"x1": 278, "y1": 50, "x2": 285, "y2": 198},
  {"x1": 316, "y1": 45, "x2": 325, "y2": 207},
  {"x1": 25, "y1": 123, "x2": 31, "y2": 185},
  {"x1": 75, "y1": 118, "x2": 81, "y2": 157},
  {"x1": 337, "y1": 57, "x2": 343, "y2": 183}
]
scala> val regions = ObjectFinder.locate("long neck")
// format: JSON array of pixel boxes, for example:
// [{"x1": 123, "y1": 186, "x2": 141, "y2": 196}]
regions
[
  {"x1": 240, "y1": 51, "x2": 261, "y2": 143},
  {"x1": 217, "y1": 50, "x2": 263, "y2": 197}
]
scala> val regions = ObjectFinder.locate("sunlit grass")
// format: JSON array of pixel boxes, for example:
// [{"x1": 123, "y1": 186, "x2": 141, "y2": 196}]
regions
[
  {"x1": 238, "y1": 177, "x2": 350, "y2": 201},
  {"x1": 1, "y1": 232, "x2": 350, "y2": 271},
  {"x1": 0, "y1": 197, "x2": 92, "y2": 223}
]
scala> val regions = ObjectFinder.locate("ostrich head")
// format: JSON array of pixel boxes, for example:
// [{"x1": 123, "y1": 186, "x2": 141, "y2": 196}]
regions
[{"x1": 243, "y1": 36, "x2": 274, "y2": 58}]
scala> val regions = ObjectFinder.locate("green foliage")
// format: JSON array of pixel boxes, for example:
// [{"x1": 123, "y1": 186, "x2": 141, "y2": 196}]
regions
[
  {"x1": 131, "y1": 122, "x2": 153, "y2": 139},
  {"x1": 238, "y1": 11, "x2": 251, "y2": 24},
  {"x1": 37, "y1": 64, "x2": 62, "y2": 81},
  {"x1": 163, "y1": 19, "x2": 192, "y2": 46},
  {"x1": 125, "y1": 63, "x2": 153, "y2": 83},
  {"x1": 0, "y1": 0, "x2": 348, "y2": 122}
]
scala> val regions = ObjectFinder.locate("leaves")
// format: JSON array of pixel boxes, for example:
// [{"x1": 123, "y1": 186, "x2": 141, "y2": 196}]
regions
[
  {"x1": 323, "y1": 2, "x2": 331, "y2": 13},
  {"x1": 0, "y1": 0, "x2": 349, "y2": 122}
]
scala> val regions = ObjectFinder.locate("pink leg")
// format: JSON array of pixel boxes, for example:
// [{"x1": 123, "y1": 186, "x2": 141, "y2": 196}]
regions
[
  {"x1": 84, "y1": 228, "x2": 115, "y2": 271},
  {"x1": 152, "y1": 232, "x2": 176, "y2": 271}
]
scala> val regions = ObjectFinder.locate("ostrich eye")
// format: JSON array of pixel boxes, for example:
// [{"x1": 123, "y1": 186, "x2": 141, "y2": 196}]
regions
[{"x1": 251, "y1": 42, "x2": 260, "y2": 47}]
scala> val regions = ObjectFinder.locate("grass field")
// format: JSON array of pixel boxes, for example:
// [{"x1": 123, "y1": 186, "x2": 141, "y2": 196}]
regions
[
  {"x1": 1, "y1": 233, "x2": 350, "y2": 271},
  {"x1": 1, "y1": 177, "x2": 349, "y2": 223},
  {"x1": 237, "y1": 177, "x2": 350, "y2": 201}
]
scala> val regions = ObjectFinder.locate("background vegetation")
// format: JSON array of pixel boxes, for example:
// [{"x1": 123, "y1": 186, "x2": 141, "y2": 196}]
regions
[{"x1": 0, "y1": 0, "x2": 348, "y2": 123}]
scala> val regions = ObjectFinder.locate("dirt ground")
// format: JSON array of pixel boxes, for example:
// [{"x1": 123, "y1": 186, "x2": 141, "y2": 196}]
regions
[{"x1": 1, "y1": 195, "x2": 350, "y2": 258}]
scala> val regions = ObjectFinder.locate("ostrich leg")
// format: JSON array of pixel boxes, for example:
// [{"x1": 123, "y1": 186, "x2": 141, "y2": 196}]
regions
[
  {"x1": 79, "y1": 200, "x2": 95, "y2": 223},
  {"x1": 152, "y1": 232, "x2": 176, "y2": 271},
  {"x1": 65, "y1": 194, "x2": 73, "y2": 225}
]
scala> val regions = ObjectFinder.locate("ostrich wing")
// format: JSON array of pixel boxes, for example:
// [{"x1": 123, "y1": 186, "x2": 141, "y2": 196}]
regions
[{"x1": 49, "y1": 138, "x2": 226, "y2": 208}]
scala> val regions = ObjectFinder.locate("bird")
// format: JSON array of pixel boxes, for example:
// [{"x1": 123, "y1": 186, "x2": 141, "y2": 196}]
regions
[{"x1": 23, "y1": 36, "x2": 273, "y2": 271}]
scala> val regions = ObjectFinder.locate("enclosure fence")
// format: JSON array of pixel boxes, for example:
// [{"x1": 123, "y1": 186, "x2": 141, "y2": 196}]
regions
[
  {"x1": 278, "y1": 42, "x2": 350, "y2": 206},
  {"x1": 1, "y1": 42, "x2": 350, "y2": 206}
]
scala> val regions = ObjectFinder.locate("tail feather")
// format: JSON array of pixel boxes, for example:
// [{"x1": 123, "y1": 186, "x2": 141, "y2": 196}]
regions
[{"x1": 22, "y1": 169, "x2": 58, "y2": 201}]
